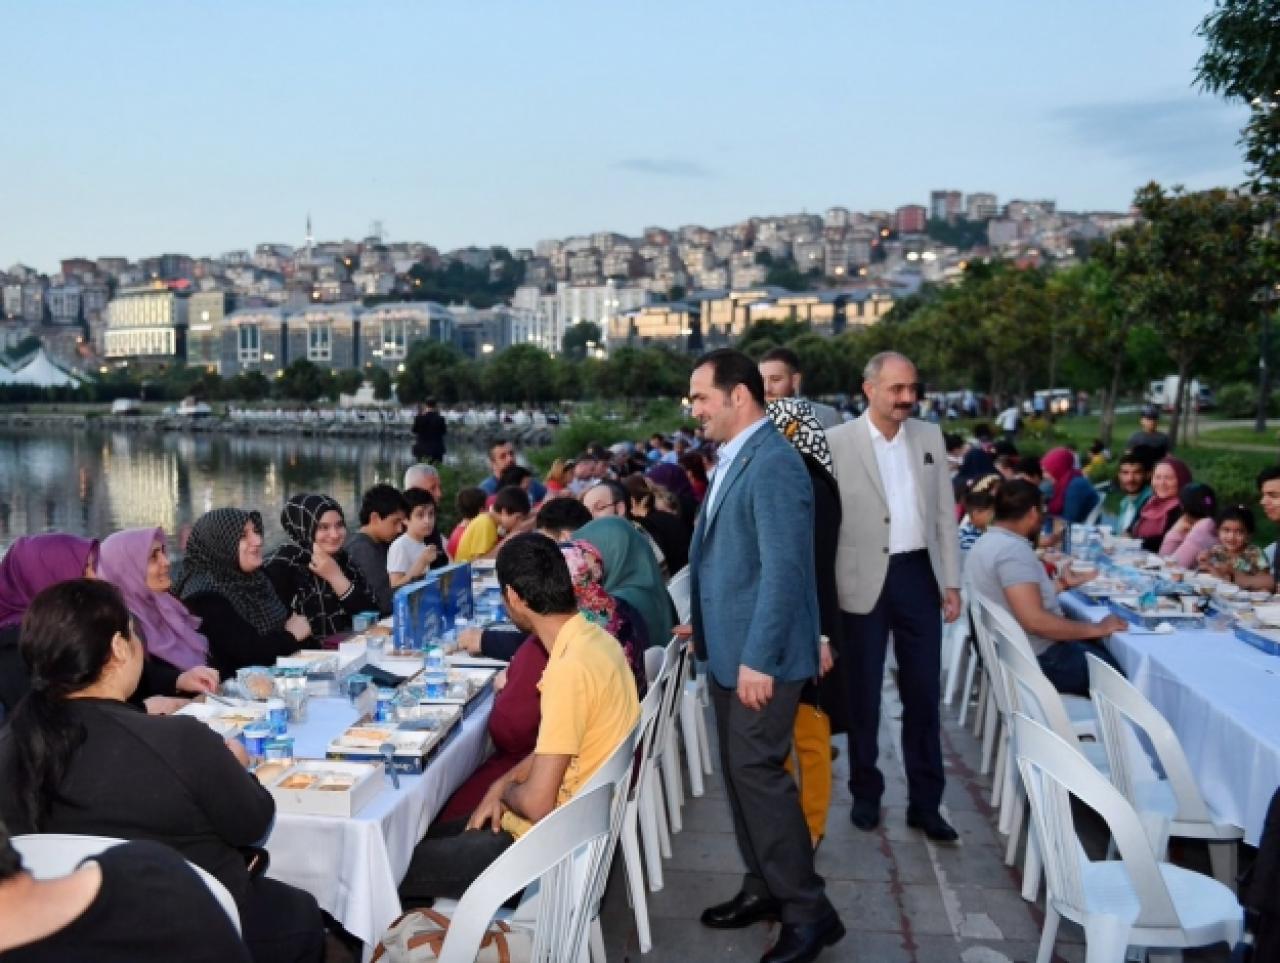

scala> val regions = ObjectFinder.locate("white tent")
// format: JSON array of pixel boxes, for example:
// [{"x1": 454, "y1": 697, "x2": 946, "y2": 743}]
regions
[{"x1": 10, "y1": 348, "x2": 81, "y2": 388}]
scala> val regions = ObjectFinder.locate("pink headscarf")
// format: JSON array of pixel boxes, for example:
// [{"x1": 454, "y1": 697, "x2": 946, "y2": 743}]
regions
[
  {"x1": 1041, "y1": 447, "x2": 1082, "y2": 517},
  {"x1": 1133, "y1": 457, "x2": 1193, "y2": 540},
  {"x1": 98, "y1": 527, "x2": 208, "y2": 670},
  {"x1": 0, "y1": 534, "x2": 99, "y2": 629}
]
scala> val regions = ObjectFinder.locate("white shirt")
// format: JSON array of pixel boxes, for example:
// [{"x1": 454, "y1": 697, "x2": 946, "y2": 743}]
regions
[
  {"x1": 997, "y1": 407, "x2": 1019, "y2": 431},
  {"x1": 387, "y1": 533, "x2": 426, "y2": 573},
  {"x1": 868, "y1": 418, "x2": 926, "y2": 554},
  {"x1": 704, "y1": 416, "x2": 769, "y2": 517}
]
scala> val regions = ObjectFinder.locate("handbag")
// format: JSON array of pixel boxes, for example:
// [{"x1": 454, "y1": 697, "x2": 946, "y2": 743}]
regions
[{"x1": 371, "y1": 908, "x2": 532, "y2": 963}]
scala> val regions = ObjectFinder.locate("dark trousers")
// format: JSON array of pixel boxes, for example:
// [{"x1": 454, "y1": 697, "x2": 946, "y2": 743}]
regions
[
  {"x1": 240, "y1": 876, "x2": 326, "y2": 963},
  {"x1": 398, "y1": 818, "x2": 515, "y2": 903},
  {"x1": 710, "y1": 679, "x2": 833, "y2": 925},
  {"x1": 843, "y1": 550, "x2": 945, "y2": 812},
  {"x1": 1037, "y1": 640, "x2": 1123, "y2": 698}
]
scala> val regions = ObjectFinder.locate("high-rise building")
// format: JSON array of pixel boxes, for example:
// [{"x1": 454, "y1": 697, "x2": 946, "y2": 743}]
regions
[
  {"x1": 965, "y1": 192, "x2": 998, "y2": 220},
  {"x1": 894, "y1": 205, "x2": 928, "y2": 235},
  {"x1": 929, "y1": 191, "x2": 963, "y2": 222}
]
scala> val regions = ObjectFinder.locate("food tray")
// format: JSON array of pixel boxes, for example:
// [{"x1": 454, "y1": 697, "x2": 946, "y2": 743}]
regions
[
  {"x1": 404, "y1": 666, "x2": 497, "y2": 706},
  {"x1": 1106, "y1": 598, "x2": 1206, "y2": 631},
  {"x1": 264, "y1": 760, "x2": 383, "y2": 816},
  {"x1": 325, "y1": 711, "x2": 460, "y2": 774},
  {"x1": 177, "y1": 699, "x2": 268, "y2": 732},
  {"x1": 1232, "y1": 623, "x2": 1280, "y2": 657}
]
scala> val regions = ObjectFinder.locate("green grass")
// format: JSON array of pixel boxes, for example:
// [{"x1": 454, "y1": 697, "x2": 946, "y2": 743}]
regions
[{"x1": 1192, "y1": 424, "x2": 1280, "y2": 448}]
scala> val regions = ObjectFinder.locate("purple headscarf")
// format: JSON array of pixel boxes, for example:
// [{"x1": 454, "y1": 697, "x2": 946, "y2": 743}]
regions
[
  {"x1": 645, "y1": 462, "x2": 695, "y2": 502},
  {"x1": 98, "y1": 527, "x2": 208, "y2": 670},
  {"x1": 0, "y1": 534, "x2": 100, "y2": 629}
]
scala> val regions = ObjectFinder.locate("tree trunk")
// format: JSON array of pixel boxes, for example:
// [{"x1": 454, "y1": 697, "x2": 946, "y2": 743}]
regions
[
  {"x1": 1100, "y1": 352, "x2": 1124, "y2": 447},
  {"x1": 1169, "y1": 357, "x2": 1191, "y2": 451}
]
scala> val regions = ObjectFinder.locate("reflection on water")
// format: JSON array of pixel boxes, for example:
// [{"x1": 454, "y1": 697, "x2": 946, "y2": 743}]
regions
[{"x1": 0, "y1": 428, "x2": 487, "y2": 554}]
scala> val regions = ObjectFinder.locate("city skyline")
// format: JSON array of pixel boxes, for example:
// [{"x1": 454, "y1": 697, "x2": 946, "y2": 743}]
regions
[{"x1": 4, "y1": 0, "x2": 1249, "y2": 273}]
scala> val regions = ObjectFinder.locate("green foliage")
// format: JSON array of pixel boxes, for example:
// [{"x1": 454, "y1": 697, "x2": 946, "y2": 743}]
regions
[
  {"x1": 926, "y1": 218, "x2": 989, "y2": 250},
  {"x1": 561, "y1": 321, "x2": 602, "y2": 361},
  {"x1": 764, "y1": 263, "x2": 810, "y2": 291},
  {"x1": 369, "y1": 366, "x2": 393, "y2": 401},
  {"x1": 3, "y1": 336, "x2": 41, "y2": 362},
  {"x1": 389, "y1": 252, "x2": 525, "y2": 309},
  {"x1": 276, "y1": 359, "x2": 329, "y2": 402}
]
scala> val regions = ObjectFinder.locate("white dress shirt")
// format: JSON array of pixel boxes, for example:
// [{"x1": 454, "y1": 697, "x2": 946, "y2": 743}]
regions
[
  {"x1": 868, "y1": 418, "x2": 926, "y2": 554},
  {"x1": 704, "y1": 416, "x2": 769, "y2": 517}
]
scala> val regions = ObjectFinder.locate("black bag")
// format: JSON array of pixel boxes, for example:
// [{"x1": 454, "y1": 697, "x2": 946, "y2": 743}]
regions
[{"x1": 1238, "y1": 787, "x2": 1280, "y2": 963}]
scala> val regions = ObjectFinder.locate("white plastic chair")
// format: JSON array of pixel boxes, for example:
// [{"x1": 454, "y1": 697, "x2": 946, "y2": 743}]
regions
[
  {"x1": 1086, "y1": 654, "x2": 1245, "y2": 887},
  {"x1": 665, "y1": 569, "x2": 714, "y2": 798},
  {"x1": 941, "y1": 584, "x2": 972, "y2": 708},
  {"x1": 13, "y1": 833, "x2": 241, "y2": 935},
  {"x1": 432, "y1": 784, "x2": 616, "y2": 963},
  {"x1": 1011, "y1": 714, "x2": 1242, "y2": 963},
  {"x1": 666, "y1": 567, "x2": 692, "y2": 625},
  {"x1": 651, "y1": 639, "x2": 688, "y2": 840}
]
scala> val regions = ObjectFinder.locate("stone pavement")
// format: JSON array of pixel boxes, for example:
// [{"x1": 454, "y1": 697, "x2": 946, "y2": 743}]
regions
[{"x1": 595, "y1": 685, "x2": 1236, "y2": 963}]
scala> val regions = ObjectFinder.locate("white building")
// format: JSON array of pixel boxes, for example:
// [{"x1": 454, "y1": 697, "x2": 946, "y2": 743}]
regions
[{"x1": 104, "y1": 285, "x2": 189, "y2": 361}]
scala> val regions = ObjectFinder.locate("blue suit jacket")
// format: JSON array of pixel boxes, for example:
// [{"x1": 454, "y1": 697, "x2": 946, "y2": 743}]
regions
[{"x1": 690, "y1": 422, "x2": 820, "y2": 689}]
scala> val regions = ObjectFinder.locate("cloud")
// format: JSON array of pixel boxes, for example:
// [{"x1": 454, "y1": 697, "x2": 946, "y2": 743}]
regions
[
  {"x1": 1049, "y1": 94, "x2": 1249, "y2": 179},
  {"x1": 613, "y1": 157, "x2": 715, "y2": 178}
]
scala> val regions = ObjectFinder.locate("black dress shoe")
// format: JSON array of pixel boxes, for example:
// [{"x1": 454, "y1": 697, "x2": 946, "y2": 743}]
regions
[
  {"x1": 850, "y1": 798, "x2": 880, "y2": 831},
  {"x1": 907, "y1": 809, "x2": 959, "y2": 843},
  {"x1": 761, "y1": 909, "x2": 846, "y2": 963},
  {"x1": 700, "y1": 891, "x2": 781, "y2": 929}
]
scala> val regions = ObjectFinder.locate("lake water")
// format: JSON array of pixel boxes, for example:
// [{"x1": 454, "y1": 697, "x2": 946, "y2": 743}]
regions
[{"x1": 0, "y1": 427, "x2": 491, "y2": 555}]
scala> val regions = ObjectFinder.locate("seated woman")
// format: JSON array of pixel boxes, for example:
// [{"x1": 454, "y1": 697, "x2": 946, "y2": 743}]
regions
[
  {"x1": 0, "y1": 828, "x2": 251, "y2": 962},
  {"x1": 173, "y1": 509, "x2": 312, "y2": 677},
  {"x1": 98, "y1": 527, "x2": 220, "y2": 709},
  {"x1": 1132, "y1": 457, "x2": 1192, "y2": 553},
  {"x1": 0, "y1": 580, "x2": 324, "y2": 963},
  {"x1": 265, "y1": 494, "x2": 378, "y2": 640},
  {"x1": 436, "y1": 540, "x2": 646, "y2": 823},
  {"x1": 1160, "y1": 482, "x2": 1219, "y2": 569},
  {"x1": 624, "y1": 473, "x2": 691, "y2": 575},
  {"x1": 1041, "y1": 447, "x2": 1099, "y2": 524},
  {"x1": 576, "y1": 516, "x2": 676, "y2": 648},
  {"x1": 1199, "y1": 504, "x2": 1272, "y2": 588}
]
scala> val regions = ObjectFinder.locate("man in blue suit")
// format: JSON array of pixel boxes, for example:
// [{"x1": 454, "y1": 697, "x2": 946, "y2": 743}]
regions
[{"x1": 688, "y1": 349, "x2": 844, "y2": 963}]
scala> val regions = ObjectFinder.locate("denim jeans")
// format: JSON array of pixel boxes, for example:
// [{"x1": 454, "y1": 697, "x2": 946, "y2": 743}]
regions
[{"x1": 1036, "y1": 640, "x2": 1122, "y2": 697}]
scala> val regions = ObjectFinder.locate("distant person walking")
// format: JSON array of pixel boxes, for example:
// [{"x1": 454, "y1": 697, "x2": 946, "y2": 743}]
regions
[{"x1": 411, "y1": 399, "x2": 447, "y2": 464}]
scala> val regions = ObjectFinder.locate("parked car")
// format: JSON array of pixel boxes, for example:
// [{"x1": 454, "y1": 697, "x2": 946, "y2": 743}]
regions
[
  {"x1": 110, "y1": 398, "x2": 142, "y2": 415},
  {"x1": 1146, "y1": 376, "x2": 1214, "y2": 412}
]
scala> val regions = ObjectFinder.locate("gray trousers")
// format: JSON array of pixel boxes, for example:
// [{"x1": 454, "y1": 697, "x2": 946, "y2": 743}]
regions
[{"x1": 711, "y1": 679, "x2": 833, "y2": 925}]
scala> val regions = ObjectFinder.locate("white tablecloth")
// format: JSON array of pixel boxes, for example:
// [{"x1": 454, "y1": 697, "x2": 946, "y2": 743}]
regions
[
  {"x1": 265, "y1": 692, "x2": 494, "y2": 952},
  {"x1": 1061, "y1": 592, "x2": 1280, "y2": 845}
]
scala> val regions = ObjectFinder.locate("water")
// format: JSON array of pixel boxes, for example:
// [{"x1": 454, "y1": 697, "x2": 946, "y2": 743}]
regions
[{"x1": 0, "y1": 426, "x2": 488, "y2": 555}]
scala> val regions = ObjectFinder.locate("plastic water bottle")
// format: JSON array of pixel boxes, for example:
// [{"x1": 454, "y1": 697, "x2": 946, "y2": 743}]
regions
[{"x1": 424, "y1": 642, "x2": 447, "y2": 699}]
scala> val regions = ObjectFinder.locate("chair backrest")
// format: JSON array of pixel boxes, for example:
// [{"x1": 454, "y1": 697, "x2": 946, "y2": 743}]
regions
[
  {"x1": 652, "y1": 638, "x2": 686, "y2": 755},
  {"x1": 1086, "y1": 654, "x2": 1213, "y2": 825},
  {"x1": 666, "y1": 566, "x2": 692, "y2": 625},
  {"x1": 971, "y1": 594, "x2": 1015, "y2": 718},
  {"x1": 13, "y1": 833, "x2": 241, "y2": 935},
  {"x1": 1011, "y1": 714, "x2": 1180, "y2": 930},
  {"x1": 995, "y1": 633, "x2": 1085, "y2": 746},
  {"x1": 577, "y1": 723, "x2": 641, "y2": 938},
  {"x1": 438, "y1": 784, "x2": 615, "y2": 963}
]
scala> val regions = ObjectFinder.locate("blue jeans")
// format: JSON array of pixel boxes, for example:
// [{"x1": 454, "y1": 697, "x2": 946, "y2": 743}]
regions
[{"x1": 1036, "y1": 640, "x2": 1122, "y2": 697}]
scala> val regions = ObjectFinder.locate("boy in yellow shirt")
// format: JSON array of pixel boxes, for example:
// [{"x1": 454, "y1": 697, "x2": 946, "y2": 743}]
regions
[{"x1": 454, "y1": 486, "x2": 532, "y2": 562}]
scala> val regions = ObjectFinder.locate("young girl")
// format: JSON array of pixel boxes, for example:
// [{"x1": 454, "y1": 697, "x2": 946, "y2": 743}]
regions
[
  {"x1": 387, "y1": 489, "x2": 449, "y2": 589},
  {"x1": 959, "y1": 475, "x2": 1000, "y2": 555},
  {"x1": 1198, "y1": 504, "x2": 1269, "y2": 583},
  {"x1": 1160, "y1": 481, "x2": 1218, "y2": 569},
  {"x1": 445, "y1": 488, "x2": 486, "y2": 561}
]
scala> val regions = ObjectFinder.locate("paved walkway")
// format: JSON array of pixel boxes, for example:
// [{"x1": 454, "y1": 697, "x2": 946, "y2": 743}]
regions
[{"x1": 597, "y1": 684, "x2": 1234, "y2": 963}]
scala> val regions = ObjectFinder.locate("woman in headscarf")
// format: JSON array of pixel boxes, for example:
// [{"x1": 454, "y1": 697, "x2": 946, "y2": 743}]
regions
[
  {"x1": 0, "y1": 535, "x2": 99, "y2": 715},
  {"x1": 1131, "y1": 456, "x2": 1193, "y2": 552},
  {"x1": 263, "y1": 494, "x2": 377, "y2": 640},
  {"x1": 435, "y1": 539, "x2": 645, "y2": 823},
  {"x1": 647, "y1": 461, "x2": 699, "y2": 529},
  {"x1": 1040, "y1": 446, "x2": 1099, "y2": 524},
  {"x1": 623, "y1": 473, "x2": 691, "y2": 574},
  {"x1": 174, "y1": 508, "x2": 313, "y2": 677},
  {"x1": 576, "y1": 515, "x2": 676, "y2": 647},
  {"x1": 766, "y1": 397, "x2": 846, "y2": 849}
]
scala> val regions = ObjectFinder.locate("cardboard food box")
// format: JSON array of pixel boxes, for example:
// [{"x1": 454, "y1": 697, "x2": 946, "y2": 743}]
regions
[
  {"x1": 264, "y1": 760, "x2": 383, "y2": 817},
  {"x1": 325, "y1": 714, "x2": 460, "y2": 775}
]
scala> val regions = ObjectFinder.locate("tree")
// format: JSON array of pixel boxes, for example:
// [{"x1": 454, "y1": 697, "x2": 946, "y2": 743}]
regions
[
  {"x1": 333, "y1": 369, "x2": 364, "y2": 398},
  {"x1": 276, "y1": 358, "x2": 330, "y2": 403},
  {"x1": 562, "y1": 321, "x2": 603, "y2": 360},
  {"x1": 369, "y1": 366, "x2": 393, "y2": 401},
  {"x1": 1125, "y1": 182, "x2": 1274, "y2": 447},
  {"x1": 764, "y1": 263, "x2": 808, "y2": 291},
  {"x1": 396, "y1": 340, "x2": 466, "y2": 404}
]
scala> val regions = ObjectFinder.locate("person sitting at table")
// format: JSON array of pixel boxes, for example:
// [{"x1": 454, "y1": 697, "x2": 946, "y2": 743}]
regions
[
  {"x1": 575, "y1": 515, "x2": 676, "y2": 648},
  {"x1": 0, "y1": 824, "x2": 252, "y2": 963},
  {"x1": 966, "y1": 480, "x2": 1127, "y2": 697},
  {"x1": 398, "y1": 534, "x2": 640, "y2": 903},
  {"x1": 454, "y1": 485, "x2": 532, "y2": 563},
  {"x1": 1114, "y1": 446, "x2": 1156, "y2": 535},
  {"x1": 438, "y1": 540, "x2": 647, "y2": 823},
  {"x1": 174, "y1": 509, "x2": 313, "y2": 677},
  {"x1": 1198, "y1": 504, "x2": 1270, "y2": 585},
  {"x1": 1041, "y1": 446, "x2": 1099, "y2": 524},
  {"x1": 387, "y1": 488, "x2": 449, "y2": 590},
  {"x1": 1159, "y1": 482, "x2": 1218, "y2": 569},
  {"x1": 0, "y1": 580, "x2": 325, "y2": 963},
  {"x1": 344, "y1": 484, "x2": 409, "y2": 616},
  {"x1": 1132, "y1": 456, "x2": 1192, "y2": 553},
  {"x1": 958, "y1": 475, "x2": 1000, "y2": 558},
  {"x1": 624, "y1": 473, "x2": 691, "y2": 574}
]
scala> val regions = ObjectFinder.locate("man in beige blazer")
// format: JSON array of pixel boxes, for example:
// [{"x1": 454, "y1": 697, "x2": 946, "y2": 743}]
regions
[{"x1": 826, "y1": 351, "x2": 962, "y2": 842}]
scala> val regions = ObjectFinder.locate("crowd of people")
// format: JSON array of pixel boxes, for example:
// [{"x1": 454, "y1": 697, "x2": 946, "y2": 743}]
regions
[{"x1": 4, "y1": 343, "x2": 1277, "y2": 963}]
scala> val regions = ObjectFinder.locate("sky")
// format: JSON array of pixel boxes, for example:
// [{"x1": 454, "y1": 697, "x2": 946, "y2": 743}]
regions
[{"x1": 0, "y1": 0, "x2": 1251, "y2": 273}]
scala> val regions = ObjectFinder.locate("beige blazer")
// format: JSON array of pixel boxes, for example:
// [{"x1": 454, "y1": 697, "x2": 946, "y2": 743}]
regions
[{"x1": 826, "y1": 413, "x2": 962, "y2": 614}]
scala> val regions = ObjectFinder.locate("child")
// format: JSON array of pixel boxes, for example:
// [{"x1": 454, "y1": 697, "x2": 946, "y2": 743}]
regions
[
  {"x1": 959, "y1": 475, "x2": 1000, "y2": 555},
  {"x1": 1160, "y1": 481, "x2": 1218, "y2": 569},
  {"x1": 446, "y1": 488, "x2": 486, "y2": 561},
  {"x1": 1198, "y1": 504, "x2": 1269, "y2": 583},
  {"x1": 454, "y1": 486, "x2": 532, "y2": 562},
  {"x1": 387, "y1": 489, "x2": 448, "y2": 589}
]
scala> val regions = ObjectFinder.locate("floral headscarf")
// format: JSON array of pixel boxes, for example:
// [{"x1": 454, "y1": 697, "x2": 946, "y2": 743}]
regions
[{"x1": 559, "y1": 539, "x2": 646, "y2": 697}]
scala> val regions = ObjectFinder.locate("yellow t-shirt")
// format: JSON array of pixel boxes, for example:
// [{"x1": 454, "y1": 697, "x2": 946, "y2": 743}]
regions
[
  {"x1": 454, "y1": 513, "x2": 499, "y2": 563},
  {"x1": 501, "y1": 613, "x2": 640, "y2": 838}
]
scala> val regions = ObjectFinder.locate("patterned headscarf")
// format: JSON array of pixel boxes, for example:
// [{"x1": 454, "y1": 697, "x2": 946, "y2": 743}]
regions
[
  {"x1": 99, "y1": 527, "x2": 208, "y2": 670},
  {"x1": 559, "y1": 538, "x2": 646, "y2": 698},
  {"x1": 265, "y1": 493, "x2": 369, "y2": 638},
  {"x1": 173, "y1": 508, "x2": 289, "y2": 636},
  {"x1": 0, "y1": 534, "x2": 100, "y2": 629},
  {"x1": 766, "y1": 397, "x2": 833, "y2": 474}
]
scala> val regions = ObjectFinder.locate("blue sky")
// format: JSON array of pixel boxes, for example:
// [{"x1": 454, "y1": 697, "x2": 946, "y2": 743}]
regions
[{"x1": 1, "y1": 0, "x2": 1249, "y2": 272}]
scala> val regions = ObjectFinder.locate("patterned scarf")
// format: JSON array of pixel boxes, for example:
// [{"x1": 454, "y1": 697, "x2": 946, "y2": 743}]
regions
[
  {"x1": 766, "y1": 398, "x2": 833, "y2": 474},
  {"x1": 99, "y1": 527, "x2": 208, "y2": 670},
  {"x1": 265, "y1": 493, "x2": 369, "y2": 638},
  {"x1": 559, "y1": 539, "x2": 646, "y2": 697},
  {"x1": 173, "y1": 508, "x2": 289, "y2": 636}
]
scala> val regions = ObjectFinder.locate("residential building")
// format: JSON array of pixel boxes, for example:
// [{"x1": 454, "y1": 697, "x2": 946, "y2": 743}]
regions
[
  {"x1": 965, "y1": 192, "x2": 998, "y2": 220},
  {"x1": 104, "y1": 284, "x2": 189, "y2": 362},
  {"x1": 47, "y1": 281, "x2": 82, "y2": 325},
  {"x1": 187, "y1": 291, "x2": 229, "y2": 370},
  {"x1": 286, "y1": 303, "x2": 359, "y2": 370},
  {"x1": 359, "y1": 301, "x2": 453, "y2": 371},
  {"x1": 220, "y1": 307, "x2": 287, "y2": 377},
  {"x1": 930, "y1": 190, "x2": 963, "y2": 222},
  {"x1": 825, "y1": 207, "x2": 851, "y2": 229},
  {"x1": 59, "y1": 258, "x2": 97, "y2": 280},
  {"x1": 3, "y1": 280, "x2": 46, "y2": 324},
  {"x1": 894, "y1": 205, "x2": 928, "y2": 235},
  {"x1": 613, "y1": 302, "x2": 701, "y2": 351},
  {"x1": 987, "y1": 218, "x2": 1020, "y2": 247},
  {"x1": 451, "y1": 305, "x2": 535, "y2": 359}
]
